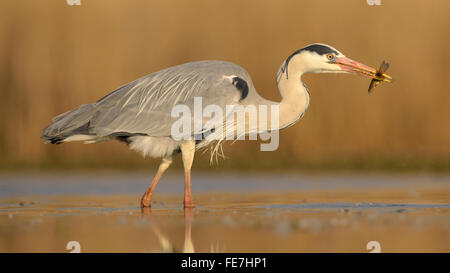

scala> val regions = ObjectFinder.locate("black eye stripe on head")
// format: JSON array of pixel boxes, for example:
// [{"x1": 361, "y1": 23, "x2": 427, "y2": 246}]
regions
[
  {"x1": 301, "y1": 44, "x2": 339, "y2": 56},
  {"x1": 282, "y1": 44, "x2": 339, "y2": 79}
]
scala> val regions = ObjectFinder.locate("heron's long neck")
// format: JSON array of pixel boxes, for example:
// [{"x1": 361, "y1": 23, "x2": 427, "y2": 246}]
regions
[
  {"x1": 276, "y1": 71, "x2": 310, "y2": 129},
  {"x1": 254, "y1": 70, "x2": 309, "y2": 131}
]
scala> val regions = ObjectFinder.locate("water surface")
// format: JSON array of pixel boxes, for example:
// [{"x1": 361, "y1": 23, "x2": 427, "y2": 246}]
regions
[{"x1": 0, "y1": 172, "x2": 449, "y2": 252}]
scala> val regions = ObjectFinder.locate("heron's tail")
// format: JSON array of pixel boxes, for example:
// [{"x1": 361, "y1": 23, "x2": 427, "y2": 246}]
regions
[{"x1": 41, "y1": 104, "x2": 96, "y2": 144}]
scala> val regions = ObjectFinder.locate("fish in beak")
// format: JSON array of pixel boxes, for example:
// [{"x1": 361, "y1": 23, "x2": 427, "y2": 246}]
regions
[
  {"x1": 335, "y1": 57, "x2": 393, "y2": 93},
  {"x1": 367, "y1": 61, "x2": 392, "y2": 93}
]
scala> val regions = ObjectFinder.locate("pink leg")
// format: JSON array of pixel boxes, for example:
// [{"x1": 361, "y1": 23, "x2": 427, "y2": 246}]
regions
[
  {"x1": 180, "y1": 141, "x2": 196, "y2": 208},
  {"x1": 140, "y1": 157, "x2": 172, "y2": 208},
  {"x1": 140, "y1": 171, "x2": 163, "y2": 207},
  {"x1": 184, "y1": 170, "x2": 195, "y2": 208}
]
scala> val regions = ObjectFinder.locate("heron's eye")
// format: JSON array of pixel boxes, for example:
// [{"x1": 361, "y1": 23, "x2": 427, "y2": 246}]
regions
[{"x1": 326, "y1": 54, "x2": 334, "y2": 61}]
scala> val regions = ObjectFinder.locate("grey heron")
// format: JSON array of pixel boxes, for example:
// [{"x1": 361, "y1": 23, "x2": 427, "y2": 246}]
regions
[{"x1": 42, "y1": 43, "x2": 391, "y2": 208}]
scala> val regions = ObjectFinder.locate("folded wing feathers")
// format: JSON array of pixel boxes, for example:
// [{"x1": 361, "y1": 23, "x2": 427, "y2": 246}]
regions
[{"x1": 42, "y1": 61, "x2": 251, "y2": 147}]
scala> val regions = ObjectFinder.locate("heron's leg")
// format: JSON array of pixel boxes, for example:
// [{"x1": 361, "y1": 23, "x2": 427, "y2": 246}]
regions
[
  {"x1": 180, "y1": 140, "x2": 196, "y2": 208},
  {"x1": 140, "y1": 156, "x2": 173, "y2": 208}
]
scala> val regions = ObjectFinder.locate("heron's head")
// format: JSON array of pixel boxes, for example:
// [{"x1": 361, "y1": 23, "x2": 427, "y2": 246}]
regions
[{"x1": 279, "y1": 43, "x2": 391, "y2": 82}]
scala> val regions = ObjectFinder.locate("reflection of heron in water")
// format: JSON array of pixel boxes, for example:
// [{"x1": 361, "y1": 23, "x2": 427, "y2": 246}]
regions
[{"x1": 141, "y1": 207, "x2": 195, "y2": 253}]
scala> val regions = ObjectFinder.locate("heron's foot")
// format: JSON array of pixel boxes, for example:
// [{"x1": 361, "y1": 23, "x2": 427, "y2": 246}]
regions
[
  {"x1": 184, "y1": 199, "x2": 195, "y2": 208},
  {"x1": 140, "y1": 206, "x2": 152, "y2": 216},
  {"x1": 140, "y1": 194, "x2": 152, "y2": 208}
]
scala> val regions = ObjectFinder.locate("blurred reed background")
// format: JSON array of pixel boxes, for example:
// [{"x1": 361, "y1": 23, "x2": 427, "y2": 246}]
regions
[{"x1": 0, "y1": 0, "x2": 449, "y2": 171}]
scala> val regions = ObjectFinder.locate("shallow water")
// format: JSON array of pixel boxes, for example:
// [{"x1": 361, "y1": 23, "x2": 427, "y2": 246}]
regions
[{"x1": 0, "y1": 172, "x2": 449, "y2": 252}]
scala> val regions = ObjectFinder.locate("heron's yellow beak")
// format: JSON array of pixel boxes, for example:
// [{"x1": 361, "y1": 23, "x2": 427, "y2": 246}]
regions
[{"x1": 336, "y1": 57, "x2": 392, "y2": 82}]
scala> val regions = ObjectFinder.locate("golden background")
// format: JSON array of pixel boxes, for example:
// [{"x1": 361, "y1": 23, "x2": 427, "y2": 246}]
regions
[{"x1": 0, "y1": 0, "x2": 449, "y2": 171}]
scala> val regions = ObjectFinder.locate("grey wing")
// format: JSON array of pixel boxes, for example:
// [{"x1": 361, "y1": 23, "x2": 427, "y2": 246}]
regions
[{"x1": 89, "y1": 61, "x2": 250, "y2": 138}]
